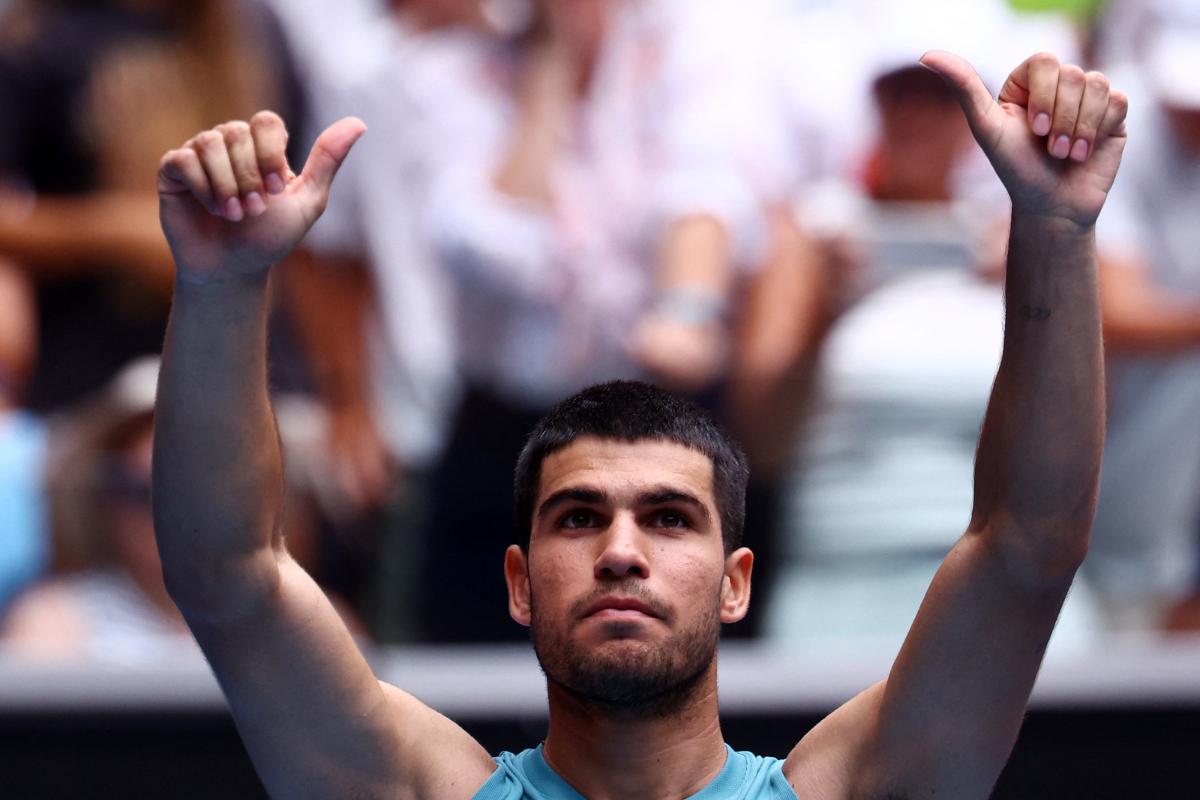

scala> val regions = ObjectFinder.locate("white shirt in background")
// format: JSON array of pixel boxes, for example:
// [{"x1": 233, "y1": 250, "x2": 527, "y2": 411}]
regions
[{"x1": 421, "y1": 0, "x2": 781, "y2": 407}]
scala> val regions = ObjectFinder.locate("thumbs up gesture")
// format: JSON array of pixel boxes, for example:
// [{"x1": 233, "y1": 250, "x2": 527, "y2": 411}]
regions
[
  {"x1": 157, "y1": 111, "x2": 365, "y2": 283},
  {"x1": 922, "y1": 51, "x2": 1127, "y2": 228}
]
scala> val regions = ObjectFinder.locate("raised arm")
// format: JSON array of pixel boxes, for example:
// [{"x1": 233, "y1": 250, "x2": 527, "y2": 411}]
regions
[
  {"x1": 786, "y1": 52, "x2": 1127, "y2": 799},
  {"x1": 153, "y1": 113, "x2": 493, "y2": 799}
]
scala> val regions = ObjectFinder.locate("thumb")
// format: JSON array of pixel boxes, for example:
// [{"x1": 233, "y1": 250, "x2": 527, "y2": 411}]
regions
[
  {"x1": 297, "y1": 116, "x2": 367, "y2": 204},
  {"x1": 920, "y1": 50, "x2": 998, "y2": 139}
]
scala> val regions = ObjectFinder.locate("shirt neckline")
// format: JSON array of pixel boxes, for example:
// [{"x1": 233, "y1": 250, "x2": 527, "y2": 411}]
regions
[{"x1": 528, "y1": 743, "x2": 738, "y2": 799}]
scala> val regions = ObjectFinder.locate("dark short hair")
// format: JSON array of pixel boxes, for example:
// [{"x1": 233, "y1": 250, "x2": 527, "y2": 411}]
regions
[{"x1": 514, "y1": 381, "x2": 749, "y2": 553}]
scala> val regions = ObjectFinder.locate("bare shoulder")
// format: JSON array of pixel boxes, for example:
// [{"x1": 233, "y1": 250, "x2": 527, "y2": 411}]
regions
[
  {"x1": 783, "y1": 682, "x2": 888, "y2": 800},
  {"x1": 378, "y1": 681, "x2": 498, "y2": 800}
]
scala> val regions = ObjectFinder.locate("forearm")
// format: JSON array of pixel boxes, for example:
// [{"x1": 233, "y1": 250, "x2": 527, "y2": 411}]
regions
[
  {"x1": 656, "y1": 215, "x2": 734, "y2": 299},
  {"x1": 0, "y1": 192, "x2": 174, "y2": 294},
  {"x1": 493, "y1": 117, "x2": 559, "y2": 205},
  {"x1": 1099, "y1": 259, "x2": 1200, "y2": 352},
  {"x1": 280, "y1": 250, "x2": 372, "y2": 408},
  {"x1": 727, "y1": 212, "x2": 827, "y2": 476},
  {"x1": 152, "y1": 272, "x2": 285, "y2": 619},
  {"x1": 971, "y1": 214, "x2": 1104, "y2": 565},
  {"x1": 493, "y1": 50, "x2": 570, "y2": 205}
]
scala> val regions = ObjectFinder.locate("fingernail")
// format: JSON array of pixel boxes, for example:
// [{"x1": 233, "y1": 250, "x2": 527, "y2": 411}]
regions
[
  {"x1": 265, "y1": 172, "x2": 285, "y2": 195},
  {"x1": 224, "y1": 196, "x2": 244, "y2": 221},
  {"x1": 1033, "y1": 113, "x2": 1051, "y2": 136},
  {"x1": 244, "y1": 191, "x2": 266, "y2": 217},
  {"x1": 1052, "y1": 135, "x2": 1071, "y2": 159},
  {"x1": 1069, "y1": 139, "x2": 1089, "y2": 162}
]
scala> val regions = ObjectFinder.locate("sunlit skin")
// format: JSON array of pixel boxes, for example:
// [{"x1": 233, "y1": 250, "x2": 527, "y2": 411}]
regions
[{"x1": 504, "y1": 437, "x2": 754, "y2": 800}]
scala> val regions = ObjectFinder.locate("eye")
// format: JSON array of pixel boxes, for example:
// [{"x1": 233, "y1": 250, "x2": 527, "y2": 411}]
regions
[
  {"x1": 559, "y1": 509, "x2": 600, "y2": 530},
  {"x1": 651, "y1": 509, "x2": 692, "y2": 529}
]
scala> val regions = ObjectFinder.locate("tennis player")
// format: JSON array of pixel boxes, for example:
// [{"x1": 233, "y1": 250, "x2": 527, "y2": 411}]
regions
[{"x1": 153, "y1": 50, "x2": 1127, "y2": 799}]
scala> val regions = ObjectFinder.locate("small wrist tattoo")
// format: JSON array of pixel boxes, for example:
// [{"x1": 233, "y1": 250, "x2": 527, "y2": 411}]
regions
[{"x1": 1019, "y1": 305, "x2": 1052, "y2": 321}]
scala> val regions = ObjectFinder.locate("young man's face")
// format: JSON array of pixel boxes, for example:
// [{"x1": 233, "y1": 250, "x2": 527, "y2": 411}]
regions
[{"x1": 504, "y1": 436, "x2": 752, "y2": 714}]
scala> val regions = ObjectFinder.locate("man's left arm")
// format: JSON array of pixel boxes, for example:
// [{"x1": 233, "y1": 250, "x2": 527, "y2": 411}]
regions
[{"x1": 785, "y1": 51, "x2": 1127, "y2": 799}]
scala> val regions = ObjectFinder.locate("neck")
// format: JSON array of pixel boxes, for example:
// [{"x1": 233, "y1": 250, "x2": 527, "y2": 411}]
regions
[{"x1": 541, "y1": 662, "x2": 727, "y2": 800}]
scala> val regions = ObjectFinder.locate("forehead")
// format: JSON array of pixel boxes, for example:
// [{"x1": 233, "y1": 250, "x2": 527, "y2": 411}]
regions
[{"x1": 537, "y1": 436, "x2": 715, "y2": 504}]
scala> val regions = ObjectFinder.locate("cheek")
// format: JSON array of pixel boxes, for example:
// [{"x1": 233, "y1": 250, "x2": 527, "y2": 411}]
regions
[
  {"x1": 657, "y1": 545, "x2": 725, "y2": 603},
  {"x1": 528, "y1": 548, "x2": 584, "y2": 614}
]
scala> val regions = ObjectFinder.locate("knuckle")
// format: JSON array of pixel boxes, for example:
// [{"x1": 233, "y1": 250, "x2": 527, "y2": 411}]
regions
[
  {"x1": 1059, "y1": 64, "x2": 1086, "y2": 86},
  {"x1": 1085, "y1": 71, "x2": 1110, "y2": 92},
  {"x1": 1030, "y1": 51, "x2": 1059, "y2": 69},
  {"x1": 250, "y1": 109, "x2": 283, "y2": 131},
  {"x1": 221, "y1": 120, "x2": 252, "y2": 144},
  {"x1": 193, "y1": 130, "x2": 223, "y2": 151},
  {"x1": 1054, "y1": 106, "x2": 1079, "y2": 127}
]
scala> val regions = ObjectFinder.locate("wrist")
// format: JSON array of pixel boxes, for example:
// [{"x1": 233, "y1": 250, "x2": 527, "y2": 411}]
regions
[
  {"x1": 650, "y1": 285, "x2": 729, "y2": 326},
  {"x1": 173, "y1": 266, "x2": 271, "y2": 305},
  {"x1": 1009, "y1": 207, "x2": 1096, "y2": 238}
]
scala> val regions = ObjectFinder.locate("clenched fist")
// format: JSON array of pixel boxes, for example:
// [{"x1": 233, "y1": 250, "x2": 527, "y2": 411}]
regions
[{"x1": 157, "y1": 112, "x2": 365, "y2": 284}]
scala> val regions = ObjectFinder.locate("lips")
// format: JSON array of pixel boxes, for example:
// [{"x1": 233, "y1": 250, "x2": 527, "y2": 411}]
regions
[{"x1": 583, "y1": 596, "x2": 660, "y2": 619}]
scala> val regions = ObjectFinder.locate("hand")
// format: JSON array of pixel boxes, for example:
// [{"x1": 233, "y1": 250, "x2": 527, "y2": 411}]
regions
[
  {"x1": 631, "y1": 315, "x2": 729, "y2": 392},
  {"x1": 543, "y1": 0, "x2": 610, "y2": 53},
  {"x1": 921, "y1": 52, "x2": 1128, "y2": 228},
  {"x1": 157, "y1": 112, "x2": 365, "y2": 284}
]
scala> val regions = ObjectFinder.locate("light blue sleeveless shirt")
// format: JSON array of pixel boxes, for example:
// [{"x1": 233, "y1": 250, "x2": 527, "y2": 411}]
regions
[{"x1": 472, "y1": 744, "x2": 798, "y2": 800}]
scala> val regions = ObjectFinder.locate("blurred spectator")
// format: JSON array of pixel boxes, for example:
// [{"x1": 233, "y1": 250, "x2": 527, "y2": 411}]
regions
[
  {"x1": 763, "y1": 1, "x2": 1096, "y2": 649},
  {"x1": 1, "y1": 358, "x2": 194, "y2": 662},
  {"x1": 0, "y1": 258, "x2": 48, "y2": 619},
  {"x1": 267, "y1": 0, "x2": 492, "y2": 642},
  {"x1": 1087, "y1": 2, "x2": 1200, "y2": 631},
  {"x1": 1, "y1": 358, "x2": 360, "y2": 661},
  {"x1": 279, "y1": 0, "x2": 780, "y2": 642},
  {"x1": 719, "y1": 2, "x2": 863, "y2": 638},
  {"x1": 0, "y1": 0, "x2": 303, "y2": 411},
  {"x1": 415, "y1": 0, "x2": 779, "y2": 642}
]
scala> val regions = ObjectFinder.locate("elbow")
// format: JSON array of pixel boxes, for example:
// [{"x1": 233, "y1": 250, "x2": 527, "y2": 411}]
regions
[
  {"x1": 158, "y1": 541, "x2": 283, "y2": 626},
  {"x1": 978, "y1": 508, "x2": 1093, "y2": 587}
]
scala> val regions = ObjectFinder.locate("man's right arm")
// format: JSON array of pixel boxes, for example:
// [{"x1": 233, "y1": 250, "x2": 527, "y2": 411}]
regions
[{"x1": 153, "y1": 112, "x2": 494, "y2": 799}]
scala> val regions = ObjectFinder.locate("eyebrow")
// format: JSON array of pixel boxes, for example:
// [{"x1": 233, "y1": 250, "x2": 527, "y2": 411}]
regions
[
  {"x1": 536, "y1": 487, "x2": 610, "y2": 522},
  {"x1": 535, "y1": 485, "x2": 711, "y2": 524},
  {"x1": 637, "y1": 489, "x2": 712, "y2": 524}
]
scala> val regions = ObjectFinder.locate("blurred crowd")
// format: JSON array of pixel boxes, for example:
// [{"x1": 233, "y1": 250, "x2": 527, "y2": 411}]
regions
[{"x1": 1, "y1": 0, "x2": 1199, "y2": 660}]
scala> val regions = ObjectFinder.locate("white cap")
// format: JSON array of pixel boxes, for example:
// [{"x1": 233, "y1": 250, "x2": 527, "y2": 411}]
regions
[{"x1": 862, "y1": 0, "x2": 1079, "y2": 91}]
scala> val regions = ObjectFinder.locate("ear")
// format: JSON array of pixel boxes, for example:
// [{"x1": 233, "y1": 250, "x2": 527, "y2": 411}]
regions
[
  {"x1": 719, "y1": 547, "x2": 753, "y2": 624},
  {"x1": 504, "y1": 544, "x2": 532, "y2": 627}
]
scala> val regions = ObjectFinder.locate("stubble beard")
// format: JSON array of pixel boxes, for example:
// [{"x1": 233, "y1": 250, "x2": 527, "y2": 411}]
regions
[{"x1": 529, "y1": 583, "x2": 722, "y2": 719}]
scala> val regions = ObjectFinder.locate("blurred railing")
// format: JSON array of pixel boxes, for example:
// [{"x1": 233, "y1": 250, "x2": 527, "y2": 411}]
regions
[{"x1": 4, "y1": 635, "x2": 1200, "y2": 715}]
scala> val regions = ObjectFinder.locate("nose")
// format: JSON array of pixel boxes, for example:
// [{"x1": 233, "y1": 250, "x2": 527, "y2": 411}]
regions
[{"x1": 594, "y1": 511, "x2": 650, "y2": 580}]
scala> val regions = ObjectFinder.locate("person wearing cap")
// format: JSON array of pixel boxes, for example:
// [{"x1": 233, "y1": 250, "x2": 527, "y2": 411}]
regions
[
  {"x1": 1083, "y1": 4, "x2": 1200, "y2": 631},
  {"x1": 764, "y1": 1, "x2": 1099, "y2": 649},
  {"x1": 0, "y1": 357, "x2": 196, "y2": 660}
]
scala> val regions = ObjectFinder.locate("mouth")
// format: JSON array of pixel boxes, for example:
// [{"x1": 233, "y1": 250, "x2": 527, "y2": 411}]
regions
[{"x1": 583, "y1": 597, "x2": 660, "y2": 621}]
